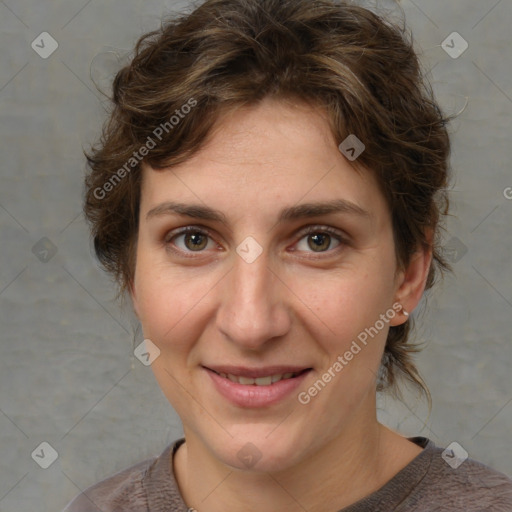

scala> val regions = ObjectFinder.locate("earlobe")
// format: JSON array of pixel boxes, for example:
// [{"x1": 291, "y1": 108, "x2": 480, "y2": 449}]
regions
[{"x1": 391, "y1": 242, "x2": 432, "y2": 326}]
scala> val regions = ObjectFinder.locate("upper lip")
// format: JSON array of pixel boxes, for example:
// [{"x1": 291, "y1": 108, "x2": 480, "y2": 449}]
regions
[{"x1": 203, "y1": 365, "x2": 312, "y2": 378}]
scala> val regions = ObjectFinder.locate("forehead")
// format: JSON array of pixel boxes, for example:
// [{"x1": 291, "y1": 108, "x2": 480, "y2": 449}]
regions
[{"x1": 139, "y1": 98, "x2": 387, "y2": 223}]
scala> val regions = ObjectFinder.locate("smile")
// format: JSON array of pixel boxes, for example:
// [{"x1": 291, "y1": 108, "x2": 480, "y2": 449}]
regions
[
  {"x1": 210, "y1": 369, "x2": 306, "y2": 386},
  {"x1": 203, "y1": 366, "x2": 312, "y2": 407}
]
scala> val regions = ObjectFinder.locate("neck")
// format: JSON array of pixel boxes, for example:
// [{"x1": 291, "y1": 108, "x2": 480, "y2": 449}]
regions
[{"x1": 173, "y1": 405, "x2": 422, "y2": 512}]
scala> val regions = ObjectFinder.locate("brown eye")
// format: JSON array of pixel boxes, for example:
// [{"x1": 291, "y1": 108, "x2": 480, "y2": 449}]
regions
[
  {"x1": 295, "y1": 228, "x2": 342, "y2": 254},
  {"x1": 307, "y1": 233, "x2": 332, "y2": 252},
  {"x1": 183, "y1": 232, "x2": 208, "y2": 251},
  {"x1": 165, "y1": 227, "x2": 215, "y2": 254}
]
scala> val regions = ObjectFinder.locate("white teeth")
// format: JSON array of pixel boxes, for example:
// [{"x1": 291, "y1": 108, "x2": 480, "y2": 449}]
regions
[
  {"x1": 255, "y1": 376, "x2": 272, "y2": 386},
  {"x1": 217, "y1": 371, "x2": 301, "y2": 385}
]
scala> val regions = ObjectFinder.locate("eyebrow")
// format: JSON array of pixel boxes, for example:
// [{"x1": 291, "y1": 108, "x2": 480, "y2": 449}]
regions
[{"x1": 145, "y1": 199, "x2": 371, "y2": 224}]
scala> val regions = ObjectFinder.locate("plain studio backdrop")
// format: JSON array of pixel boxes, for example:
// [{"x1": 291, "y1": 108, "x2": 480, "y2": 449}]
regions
[{"x1": 0, "y1": 1, "x2": 511, "y2": 511}]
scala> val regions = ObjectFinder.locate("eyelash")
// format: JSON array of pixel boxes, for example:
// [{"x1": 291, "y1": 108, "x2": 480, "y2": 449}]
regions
[{"x1": 163, "y1": 225, "x2": 347, "y2": 258}]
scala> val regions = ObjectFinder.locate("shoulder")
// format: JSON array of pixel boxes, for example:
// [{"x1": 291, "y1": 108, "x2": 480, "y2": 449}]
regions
[
  {"x1": 408, "y1": 439, "x2": 512, "y2": 511},
  {"x1": 61, "y1": 446, "x2": 172, "y2": 512}
]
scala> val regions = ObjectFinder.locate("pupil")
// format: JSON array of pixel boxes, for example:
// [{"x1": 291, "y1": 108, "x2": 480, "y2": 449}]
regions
[
  {"x1": 309, "y1": 233, "x2": 330, "y2": 252},
  {"x1": 186, "y1": 233, "x2": 207, "y2": 250}
]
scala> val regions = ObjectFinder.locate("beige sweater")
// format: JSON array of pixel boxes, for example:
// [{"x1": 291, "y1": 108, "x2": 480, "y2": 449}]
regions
[{"x1": 63, "y1": 437, "x2": 512, "y2": 511}]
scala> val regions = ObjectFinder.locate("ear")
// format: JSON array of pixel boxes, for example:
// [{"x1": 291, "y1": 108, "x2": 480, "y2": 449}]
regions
[{"x1": 390, "y1": 234, "x2": 433, "y2": 327}]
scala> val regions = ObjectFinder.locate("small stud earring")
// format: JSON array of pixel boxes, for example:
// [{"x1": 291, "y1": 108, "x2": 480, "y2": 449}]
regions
[{"x1": 402, "y1": 308, "x2": 409, "y2": 317}]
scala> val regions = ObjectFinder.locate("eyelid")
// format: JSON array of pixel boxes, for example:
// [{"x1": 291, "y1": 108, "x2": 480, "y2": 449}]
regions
[
  {"x1": 163, "y1": 224, "x2": 213, "y2": 244},
  {"x1": 294, "y1": 224, "x2": 347, "y2": 241}
]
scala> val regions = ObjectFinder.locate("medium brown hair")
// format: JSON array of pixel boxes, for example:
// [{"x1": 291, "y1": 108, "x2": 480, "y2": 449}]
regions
[{"x1": 84, "y1": 0, "x2": 452, "y2": 404}]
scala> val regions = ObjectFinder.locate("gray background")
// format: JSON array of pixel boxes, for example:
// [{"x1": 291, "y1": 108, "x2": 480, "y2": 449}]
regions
[{"x1": 0, "y1": 1, "x2": 511, "y2": 511}]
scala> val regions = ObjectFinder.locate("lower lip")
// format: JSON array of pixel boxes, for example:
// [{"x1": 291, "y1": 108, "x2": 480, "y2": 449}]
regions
[{"x1": 204, "y1": 368, "x2": 311, "y2": 408}]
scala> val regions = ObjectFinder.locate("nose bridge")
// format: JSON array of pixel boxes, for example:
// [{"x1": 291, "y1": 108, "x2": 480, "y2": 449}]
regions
[{"x1": 216, "y1": 249, "x2": 290, "y2": 348}]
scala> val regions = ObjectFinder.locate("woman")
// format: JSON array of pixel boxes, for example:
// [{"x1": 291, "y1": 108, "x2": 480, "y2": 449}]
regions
[{"x1": 64, "y1": 0, "x2": 512, "y2": 510}]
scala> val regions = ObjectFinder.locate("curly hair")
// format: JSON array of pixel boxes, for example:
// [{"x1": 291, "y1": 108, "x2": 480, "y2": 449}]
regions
[{"x1": 84, "y1": 0, "x2": 452, "y2": 405}]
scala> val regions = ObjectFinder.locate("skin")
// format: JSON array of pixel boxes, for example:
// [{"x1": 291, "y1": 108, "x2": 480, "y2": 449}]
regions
[{"x1": 131, "y1": 97, "x2": 431, "y2": 512}]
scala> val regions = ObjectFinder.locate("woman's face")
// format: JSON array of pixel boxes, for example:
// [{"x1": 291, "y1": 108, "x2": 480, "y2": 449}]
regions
[{"x1": 132, "y1": 98, "x2": 417, "y2": 472}]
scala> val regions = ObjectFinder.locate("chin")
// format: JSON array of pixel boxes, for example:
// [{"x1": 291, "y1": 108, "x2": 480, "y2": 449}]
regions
[{"x1": 203, "y1": 426, "x2": 307, "y2": 473}]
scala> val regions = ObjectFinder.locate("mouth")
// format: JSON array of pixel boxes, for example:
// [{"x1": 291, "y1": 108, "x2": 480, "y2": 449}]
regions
[
  {"x1": 202, "y1": 365, "x2": 313, "y2": 407},
  {"x1": 207, "y1": 368, "x2": 310, "y2": 386}
]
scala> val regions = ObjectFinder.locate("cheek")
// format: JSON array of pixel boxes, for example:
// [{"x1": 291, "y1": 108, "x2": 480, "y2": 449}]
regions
[
  {"x1": 298, "y1": 266, "x2": 395, "y2": 349},
  {"x1": 299, "y1": 274, "x2": 395, "y2": 406},
  {"x1": 133, "y1": 261, "x2": 212, "y2": 415},
  {"x1": 133, "y1": 255, "x2": 218, "y2": 353}
]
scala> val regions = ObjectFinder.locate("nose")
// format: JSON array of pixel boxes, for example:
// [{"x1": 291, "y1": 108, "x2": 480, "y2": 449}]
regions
[{"x1": 215, "y1": 248, "x2": 292, "y2": 351}]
